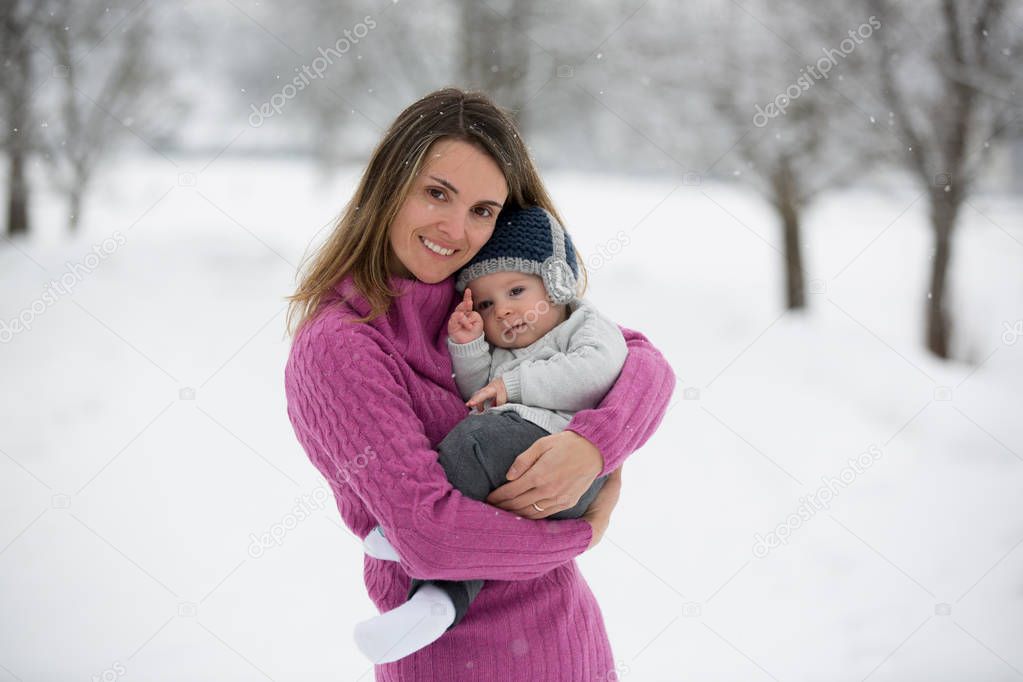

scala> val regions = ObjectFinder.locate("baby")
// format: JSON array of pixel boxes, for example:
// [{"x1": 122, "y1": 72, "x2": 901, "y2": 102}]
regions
[{"x1": 354, "y1": 205, "x2": 628, "y2": 664}]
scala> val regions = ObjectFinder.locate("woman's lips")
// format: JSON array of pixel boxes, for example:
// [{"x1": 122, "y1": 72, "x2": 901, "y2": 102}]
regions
[{"x1": 419, "y1": 235, "x2": 458, "y2": 257}]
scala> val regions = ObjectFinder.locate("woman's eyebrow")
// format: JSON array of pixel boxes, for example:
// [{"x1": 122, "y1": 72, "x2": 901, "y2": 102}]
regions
[{"x1": 428, "y1": 175, "x2": 503, "y2": 209}]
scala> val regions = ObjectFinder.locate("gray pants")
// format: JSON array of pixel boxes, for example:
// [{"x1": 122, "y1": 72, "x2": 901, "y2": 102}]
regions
[{"x1": 406, "y1": 410, "x2": 608, "y2": 630}]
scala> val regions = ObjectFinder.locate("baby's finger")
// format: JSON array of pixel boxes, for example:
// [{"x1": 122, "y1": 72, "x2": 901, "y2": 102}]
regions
[
  {"x1": 455, "y1": 289, "x2": 470, "y2": 312},
  {"x1": 460, "y1": 288, "x2": 473, "y2": 310},
  {"x1": 469, "y1": 387, "x2": 492, "y2": 404}
]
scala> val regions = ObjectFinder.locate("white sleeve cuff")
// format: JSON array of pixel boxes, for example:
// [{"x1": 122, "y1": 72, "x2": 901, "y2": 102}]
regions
[
  {"x1": 447, "y1": 333, "x2": 489, "y2": 357},
  {"x1": 501, "y1": 368, "x2": 522, "y2": 403}
]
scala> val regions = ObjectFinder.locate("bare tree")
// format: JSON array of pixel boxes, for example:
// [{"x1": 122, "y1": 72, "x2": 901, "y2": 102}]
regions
[
  {"x1": 868, "y1": 0, "x2": 1023, "y2": 358},
  {"x1": 233, "y1": 1, "x2": 455, "y2": 167},
  {"x1": 623, "y1": 0, "x2": 889, "y2": 309},
  {"x1": 456, "y1": 0, "x2": 535, "y2": 125},
  {"x1": 40, "y1": 0, "x2": 172, "y2": 231},
  {"x1": 222, "y1": 1, "x2": 632, "y2": 171},
  {"x1": 1, "y1": 0, "x2": 45, "y2": 238},
  {"x1": 715, "y1": 0, "x2": 895, "y2": 309}
]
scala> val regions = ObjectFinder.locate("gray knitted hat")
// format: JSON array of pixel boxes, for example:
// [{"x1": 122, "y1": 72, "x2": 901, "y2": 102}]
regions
[{"x1": 455, "y1": 205, "x2": 579, "y2": 304}]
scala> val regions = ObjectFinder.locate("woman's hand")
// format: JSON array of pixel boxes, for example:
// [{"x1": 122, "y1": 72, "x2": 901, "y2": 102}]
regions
[
  {"x1": 583, "y1": 466, "x2": 622, "y2": 550},
  {"x1": 448, "y1": 288, "x2": 484, "y2": 344},
  {"x1": 485, "y1": 430, "x2": 604, "y2": 519}
]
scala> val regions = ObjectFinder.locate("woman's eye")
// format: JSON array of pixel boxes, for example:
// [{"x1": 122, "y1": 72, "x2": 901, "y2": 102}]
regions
[
  {"x1": 474, "y1": 206, "x2": 493, "y2": 218},
  {"x1": 428, "y1": 188, "x2": 446, "y2": 201}
]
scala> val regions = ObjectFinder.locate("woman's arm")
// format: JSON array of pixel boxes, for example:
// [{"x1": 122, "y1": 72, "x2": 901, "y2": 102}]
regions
[
  {"x1": 485, "y1": 326, "x2": 674, "y2": 517},
  {"x1": 285, "y1": 313, "x2": 593, "y2": 582},
  {"x1": 565, "y1": 325, "x2": 675, "y2": 477}
]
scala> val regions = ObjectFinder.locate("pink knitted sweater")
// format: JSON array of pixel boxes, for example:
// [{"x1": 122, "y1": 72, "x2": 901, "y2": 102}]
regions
[{"x1": 284, "y1": 274, "x2": 674, "y2": 681}]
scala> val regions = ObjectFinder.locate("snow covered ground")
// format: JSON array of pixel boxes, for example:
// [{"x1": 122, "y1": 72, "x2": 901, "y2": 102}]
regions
[{"x1": 1, "y1": 154, "x2": 1021, "y2": 681}]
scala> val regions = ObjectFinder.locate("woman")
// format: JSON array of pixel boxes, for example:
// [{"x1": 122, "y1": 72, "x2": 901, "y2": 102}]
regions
[{"x1": 284, "y1": 87, "x2": 674, "y2": 680}]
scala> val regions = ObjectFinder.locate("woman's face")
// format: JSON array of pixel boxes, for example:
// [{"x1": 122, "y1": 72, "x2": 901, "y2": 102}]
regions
[{"x1": 388, "y1": 138, "x2": 509, "y2": 283}]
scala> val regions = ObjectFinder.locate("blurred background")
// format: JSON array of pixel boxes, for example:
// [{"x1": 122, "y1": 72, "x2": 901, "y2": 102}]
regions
[{"x1": 1, "y1": 0, "x2": 1021, "y2": 680}]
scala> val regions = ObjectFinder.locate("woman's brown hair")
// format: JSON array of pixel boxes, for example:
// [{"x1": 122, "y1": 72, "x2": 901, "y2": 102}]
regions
[{"x1": 285, "y1": 87, "x2": 587, "y2": 335}]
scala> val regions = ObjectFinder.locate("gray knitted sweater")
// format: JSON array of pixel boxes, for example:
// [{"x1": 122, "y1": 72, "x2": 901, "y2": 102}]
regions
[{"x1": 447, "y1": 298, "x2": 629, "y2": 434}]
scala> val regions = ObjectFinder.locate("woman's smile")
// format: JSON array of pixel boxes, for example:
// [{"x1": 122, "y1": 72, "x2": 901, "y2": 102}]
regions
[{"x1": 418, "y1": 234, "x2": 458, "y2": 257}]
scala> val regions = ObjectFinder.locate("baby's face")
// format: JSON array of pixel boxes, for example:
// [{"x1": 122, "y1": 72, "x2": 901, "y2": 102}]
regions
[{"x1": 468, "y1": 272, "x2": 567, "y2": 349}]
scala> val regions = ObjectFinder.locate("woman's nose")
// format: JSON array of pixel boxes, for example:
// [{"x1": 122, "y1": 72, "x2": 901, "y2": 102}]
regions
[{"x1": 436, "y1": 209, "x2": 468, "y2": 242}]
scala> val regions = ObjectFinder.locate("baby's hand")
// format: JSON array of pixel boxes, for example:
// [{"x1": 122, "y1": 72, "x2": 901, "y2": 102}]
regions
[
  {"x1": 466, "y1": 377, "x2": 508, "y2": 413},
  {"x1": 448, "y1": 288, "x2": 484, "y2": 344}
]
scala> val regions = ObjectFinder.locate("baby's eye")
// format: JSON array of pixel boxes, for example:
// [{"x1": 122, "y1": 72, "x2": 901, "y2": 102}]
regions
[
  {"x1": 477, "y1": 301, "x2": 492, "y2": 311},
  {"x1": 510, "y1": 286, "x2": 525, "y2": 296}
]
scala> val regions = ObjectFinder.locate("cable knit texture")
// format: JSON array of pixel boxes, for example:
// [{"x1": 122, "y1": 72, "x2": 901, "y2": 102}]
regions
[{"x1": 284, "y1": 273, "x2": 675, "y2": 681}]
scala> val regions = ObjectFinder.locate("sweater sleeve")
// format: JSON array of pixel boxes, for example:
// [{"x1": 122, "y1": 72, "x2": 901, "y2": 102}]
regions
[
  {"x1": 500, "y1": 308, "x2": 628, "y2": 412},
  {"x1": 564, "y1": 326, "x2": 676, "y2": 477},
  {"x1": 285, "y1": 315, "x2": 593, "y2": 582},
  {"x1": 447, "y1": 334, "x2": 493, "y2": 401}
]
